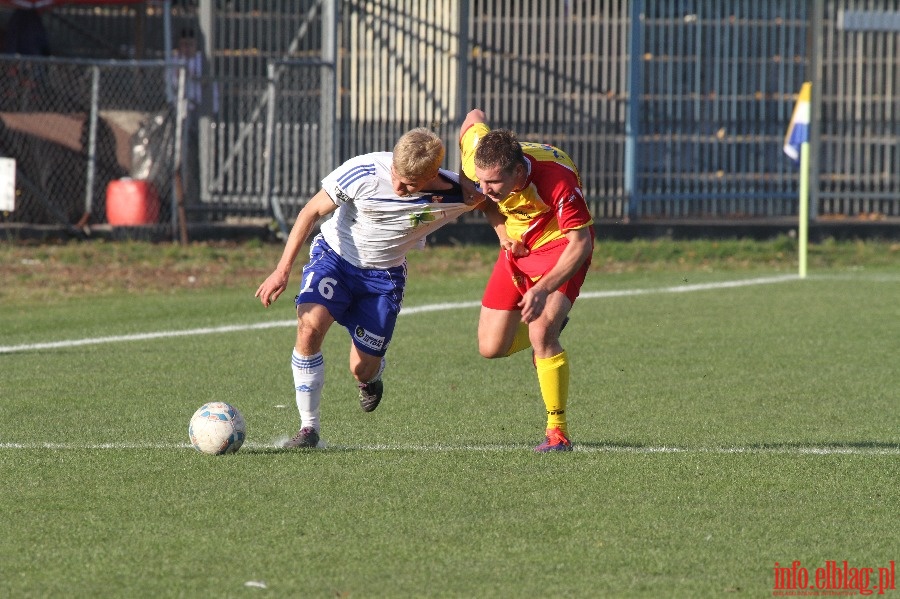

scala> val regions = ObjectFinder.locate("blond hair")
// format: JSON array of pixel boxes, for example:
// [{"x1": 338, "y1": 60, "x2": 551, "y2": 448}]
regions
[{"x1": 392, "y1": 128, "x2": 445, "y2": 179}]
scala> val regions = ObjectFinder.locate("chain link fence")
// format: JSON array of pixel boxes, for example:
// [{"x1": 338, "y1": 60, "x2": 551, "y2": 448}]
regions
[{"x1": 0, "y1": 56, "x2": 181, "y2": 233}]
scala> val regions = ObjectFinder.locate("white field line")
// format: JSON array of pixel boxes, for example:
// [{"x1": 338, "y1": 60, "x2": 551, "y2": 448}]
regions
[
  {"x1": 806, "y1": 272, "x2": 900, "y2": 283},
  {"x1": 0, "y1": 440, "x2": 898, "y2": 455},
  {"x1": 0, "y1": 274, "x2": 798, "y2": 354}
]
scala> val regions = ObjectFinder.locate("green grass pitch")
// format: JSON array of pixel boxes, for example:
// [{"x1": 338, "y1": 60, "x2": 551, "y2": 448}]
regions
[{"x1": 1, "y1": 259, "x2": 898, "y2": 597}]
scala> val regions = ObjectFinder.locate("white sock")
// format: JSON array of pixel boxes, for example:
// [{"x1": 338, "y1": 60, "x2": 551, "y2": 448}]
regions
[
  {"x1": 291, "y1": 350, "x2": 324, "y2": 431},
  {"x1": 369, "y1": 357, "x2": 386, "y2": 383}
]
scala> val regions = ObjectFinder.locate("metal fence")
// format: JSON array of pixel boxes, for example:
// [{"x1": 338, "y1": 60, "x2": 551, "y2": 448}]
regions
[
  {"x1": 816, "y1": 0, "x2": 900, "y2": 218},
  {"x1": 3, "y1": 0, "x2": 900, "y2": 235},
  {"x1": 0, "y1": 57, "x2": 179, "y2": 230},
  {"x1": 628, "y1": 0, "x2": 809, "y2": 218}
]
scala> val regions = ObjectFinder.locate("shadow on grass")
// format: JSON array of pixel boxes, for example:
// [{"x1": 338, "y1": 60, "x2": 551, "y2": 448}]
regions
[
  {"x1": 574, "y1": 440, "x2": 900, "y2": 453},
  {"x1": 742, "y1": 440, "x2": 900, "y2": 451}
]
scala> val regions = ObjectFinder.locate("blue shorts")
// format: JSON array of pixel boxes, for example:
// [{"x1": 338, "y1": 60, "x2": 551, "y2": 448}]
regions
[{"x1": 295, "y1": 236, "x2": 407, "y2": 357}]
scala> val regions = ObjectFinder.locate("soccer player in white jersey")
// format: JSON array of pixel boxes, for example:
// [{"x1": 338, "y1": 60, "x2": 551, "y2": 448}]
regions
[{"x1": 256, "y1": 128, "x2": 479, "y2": 448}]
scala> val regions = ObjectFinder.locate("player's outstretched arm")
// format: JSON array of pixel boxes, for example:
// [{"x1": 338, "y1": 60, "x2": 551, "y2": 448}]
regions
[
  {"x1": 255, "y1": 190, "x2": 337, "y2": 307},
  {"x1": 459, "y1": 108, "x2": 486, "y2": 141},
  {"x1": 459, "y1": 109, "x2": 487, "y2": 207}
]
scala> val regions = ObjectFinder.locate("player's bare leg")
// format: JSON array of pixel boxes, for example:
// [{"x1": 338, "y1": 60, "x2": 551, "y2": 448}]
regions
[
  {"x1": 527, "y1": 292, "x2": 570, "y2": 360},
  {"x1": 350, "y1": 345, "x2": 386, "y2": 412},
  {"x1": 295, "y1": 303, "x2": 334, "y2": 355},
  {"x1": 477, "y1": 306, "x2": 524, "y2": 358}
]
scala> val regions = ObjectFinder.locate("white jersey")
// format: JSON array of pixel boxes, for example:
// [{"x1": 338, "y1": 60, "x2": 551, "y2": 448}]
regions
[{"x1": 319, "y1": 152, "x2": 474, "y2": 268}]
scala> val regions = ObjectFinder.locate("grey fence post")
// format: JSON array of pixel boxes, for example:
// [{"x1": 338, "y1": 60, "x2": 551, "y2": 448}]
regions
[
  {"x1": 173, "y1": 66, "x2": 186, "y2": 241},
  {"x1": 83, "y1": 65, "x2": 100, "y2": 226},
  {"x1": 263, "y1": 62, "x2": 286, "y2": 237},
  {"x1": 625, "y1": 0, "x2": 644, "y2": 220},
  {"x1": 321, "y1": 0, "x2": 338, "y2": 174},
  {"x1": 457, "y1": 0, "x2": 470, "y2": 131},
  {"x1": 162, "y1": 0, "x2": 175, "y2": 104},
  {"x1": 807, "y1": 0, "x2": 823, "y2": 220}
]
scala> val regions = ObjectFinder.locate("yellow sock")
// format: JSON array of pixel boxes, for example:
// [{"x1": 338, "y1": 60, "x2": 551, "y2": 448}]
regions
[
  {"x1": 504, "y1": 321, "x2": 531, "y2": 357},
  {"x1": 535, "y1": 351, "x2": 569, "y2": 435}
]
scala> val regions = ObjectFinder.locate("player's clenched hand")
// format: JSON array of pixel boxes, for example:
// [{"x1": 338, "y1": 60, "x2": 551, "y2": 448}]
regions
[
  {"x1": 501, "y1": 238, "x2": 530, "y2": 258},
  {"x1": 460, "y1": 178, "x2": 485, "y2": 207},
  {"x1": 255, "y1": 271, "x2": 289, "y2": 307},
  {"x1": 518, "y1": 287, "x2": 548, "y2": 323}
]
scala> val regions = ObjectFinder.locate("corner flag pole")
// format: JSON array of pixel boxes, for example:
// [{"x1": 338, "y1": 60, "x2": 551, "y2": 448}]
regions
[
  {"x1": 798, "y1": 141, "x2": 809, "y2": 279},
  {"x1": 784, "y1": 81, "x2": 812, "y2": 279}
]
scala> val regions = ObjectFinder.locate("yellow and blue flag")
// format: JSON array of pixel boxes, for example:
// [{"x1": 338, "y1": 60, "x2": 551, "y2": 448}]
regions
[{"x1": 783, "y1": 82, "x2": 811, "y2": 163}]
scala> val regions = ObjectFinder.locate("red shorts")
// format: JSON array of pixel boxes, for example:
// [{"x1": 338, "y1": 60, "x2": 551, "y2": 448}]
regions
[{"x1": 481, "y1": 237, "x2": 591, "y2": 311}]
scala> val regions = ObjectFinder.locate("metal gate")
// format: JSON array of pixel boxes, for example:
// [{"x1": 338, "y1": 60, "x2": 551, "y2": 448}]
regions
[{"x1": 200, "y1": 0, "x2": 336, "y2": 221}]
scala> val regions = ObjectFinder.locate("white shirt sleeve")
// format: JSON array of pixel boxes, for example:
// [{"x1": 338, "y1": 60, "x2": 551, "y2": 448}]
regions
[{"x1": 317, "y1": 154, "x2": 475, "y2": 268}]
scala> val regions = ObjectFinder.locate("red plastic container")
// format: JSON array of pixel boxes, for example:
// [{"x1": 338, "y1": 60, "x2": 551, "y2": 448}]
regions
[{"x1": 106, "y1": 179, "x2": 159, "y2": 225}]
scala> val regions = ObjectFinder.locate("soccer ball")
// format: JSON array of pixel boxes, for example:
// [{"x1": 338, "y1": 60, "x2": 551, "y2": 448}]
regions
[{"x1": 188, "y1": 402, "x2": 246, "y2": 455}]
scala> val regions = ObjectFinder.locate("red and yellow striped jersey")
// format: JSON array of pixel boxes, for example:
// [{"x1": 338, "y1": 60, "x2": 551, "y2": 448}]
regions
[{"x1": 461, "y1": 122, "x2": 593, "y2": 250}]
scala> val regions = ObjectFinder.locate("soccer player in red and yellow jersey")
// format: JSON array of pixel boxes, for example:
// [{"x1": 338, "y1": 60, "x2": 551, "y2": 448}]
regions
[{"x1": 459, "y1": 109, "x2": 594, "y2": 452}]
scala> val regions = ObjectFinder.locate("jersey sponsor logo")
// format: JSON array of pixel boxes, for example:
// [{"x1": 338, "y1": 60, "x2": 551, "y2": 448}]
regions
[
  {"x1": 522, "y1": 141, "x2": 564, "y2": 160},
  {"x1": 335, "y1": 187, "x2": 352, "y2": 204},
  {"x1": 409, "y1": 208, "x2": 437, "y2": 227},
  {"x1": 354, "y1": 326, "x2": 386, "y2": 351},
  {"x1": 406, "y1": 192, "x2": 463, "y2": 206},
  {"x1": 559, "y1": 191, "x2": 579, "y2": 216},
  {"x1": 506, "y1": 206, "x2": 535, "y2": 218},
  {"x1": 561, "y1": 189, "x2": 584, "y2": 205},
  {"x1": 510, "y1": 272, "x2": 528, "y2": 293}
]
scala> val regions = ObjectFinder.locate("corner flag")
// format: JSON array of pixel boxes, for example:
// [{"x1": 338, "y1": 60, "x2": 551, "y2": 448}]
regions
[
  {"x1": 784, "y1": 82, "x2": 812, "y2": 279},
  {"x1": 783, "y1": 82, "x2": 811, "y2": 163}
]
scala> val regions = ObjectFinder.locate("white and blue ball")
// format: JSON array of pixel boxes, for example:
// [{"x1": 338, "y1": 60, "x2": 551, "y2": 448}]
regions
[{"x1": 188, "y1": 402, "x2": 246, "y2": 455}]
